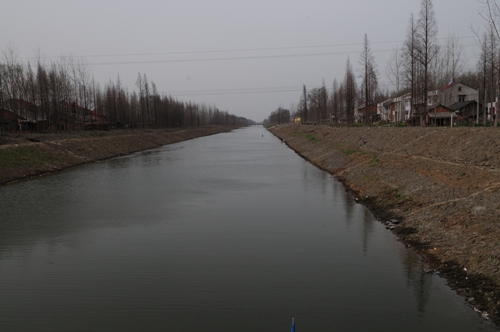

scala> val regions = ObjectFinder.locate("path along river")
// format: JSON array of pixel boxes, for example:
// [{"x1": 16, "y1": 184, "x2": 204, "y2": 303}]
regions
[{"x1": 0, "y1": 127, "x2": 496, "y2": 331}]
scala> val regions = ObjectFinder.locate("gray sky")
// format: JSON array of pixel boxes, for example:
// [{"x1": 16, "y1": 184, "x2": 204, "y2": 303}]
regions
[{"x1": 1, "y1": 0, "x2": 487, "y2": 122}]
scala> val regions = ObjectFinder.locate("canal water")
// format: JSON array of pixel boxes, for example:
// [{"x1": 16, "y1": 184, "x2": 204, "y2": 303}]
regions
[{"x1": 0, "y1": 127, "x2": 496, "y2": 331}]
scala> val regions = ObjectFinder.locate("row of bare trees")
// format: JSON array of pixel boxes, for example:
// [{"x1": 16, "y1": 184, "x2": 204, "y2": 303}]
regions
[
  {"x1": 265, "y1": 107, "x2": 291, "y2": 125},
  {"x1": 296, "y1": 48, "x2": 375, "y2": 126},
  {"x1": 275, "y1": 0, "x2": 500, "y2": 127},
  {"x1": 0, "y1": 44, "x2": 252, "y2": 133}
]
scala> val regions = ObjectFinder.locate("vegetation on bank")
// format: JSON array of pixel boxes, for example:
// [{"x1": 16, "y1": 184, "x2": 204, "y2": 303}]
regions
[
  {"x1": 266, "y1": 0, "x2": 500, "y2": 129},
  {"x1": 0, "y1": 146, "x2": 55, "y2": 169},
  {"x1": 0, "y1": 43, "x2": 255, "y2": 135}
]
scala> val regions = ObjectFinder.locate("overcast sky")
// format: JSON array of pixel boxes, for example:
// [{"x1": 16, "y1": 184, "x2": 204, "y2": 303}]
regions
[{"x1": 1, "y1": 0, "x2": 489, "y2": 122}]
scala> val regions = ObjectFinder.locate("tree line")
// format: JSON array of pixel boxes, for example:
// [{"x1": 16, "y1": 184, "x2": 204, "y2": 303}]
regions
[
  {"x1": 269, "y1": 0, "x2": 500, "y2": 127},
  {"x1": 0, "y1": 45, "x2": 254, "y2": 134}
]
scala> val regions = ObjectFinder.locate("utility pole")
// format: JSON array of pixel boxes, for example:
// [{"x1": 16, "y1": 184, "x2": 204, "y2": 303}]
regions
[
  {"x1": 484, "y1": 88, "x2": 487, "y2": 126},
  {"x1": 477, "y1": 90, "x2": 480, "y2": 125},
  {"x1": 496, "y1": 85, "x2": 499, "y2": 127}
]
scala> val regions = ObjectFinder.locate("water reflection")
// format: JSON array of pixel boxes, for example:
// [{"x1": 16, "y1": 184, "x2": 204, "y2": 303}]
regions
[
  {"x1": 361, "y1": 208, "x2": 375, "y2": 256},
  {"x1": 343, "y1": 187, "x2": 356, "y2": 227},
  {"x1": 400, "y1": 248, "x2": 432, "y2": 319}
]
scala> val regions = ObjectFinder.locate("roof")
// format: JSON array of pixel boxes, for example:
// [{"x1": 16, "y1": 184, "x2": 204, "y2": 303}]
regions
[
  {"x1": 428, "y1": 112, "x2": 457, "y2": 119},
  {"x1": 426, "y1": 104, "x2": 456, "y2": 118},
  {"x1": 0, "y1": 108, "x2": 26, "y2": 121},
  {"x1": 4, "y1": 98, "x2": 37, "y2": 109},
  {"x1": 449, "y1": 100, "x2": 476, "y2": 111},
  {"x1": 382, "y1": 99, "x2": 394, "y2": 107},
  {"x1": 357, "y1": 103, "x2": 377, "y2": 110},
  {"x1": 439, "y1": 82, "x2": 459, "y2": 91},
  {"x1": 60, "y1": 102, "x2": 92, "y2": 114},
  {"x1": 438, "y1": 81, "x2": 477, "y2": 92},
  {"x1": 426, "y1": 104, "x2": 453, "y2": 112}
]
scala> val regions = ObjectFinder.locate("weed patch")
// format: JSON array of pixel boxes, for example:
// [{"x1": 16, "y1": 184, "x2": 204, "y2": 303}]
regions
[
  {"x1": 306, "y1": 134, "x2": 315, "y2": 141},
  {"x1": 0, "y1": 147, "x2": 55, "y2": 169},
  {"x1": 369, "y1": 155, "x2": 380, "y2": 167}
]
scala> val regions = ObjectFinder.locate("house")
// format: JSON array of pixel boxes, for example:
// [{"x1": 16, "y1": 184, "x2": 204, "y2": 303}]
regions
[
  {"x1": 485, "y1": 102, "x2": 495, "y2": 122},
  {"x1": 90, "y1": 110, "x2": 107, "y2": 123},
  {"x1": 449, "y1": 100, "x2": 480, "y2": 124},
  {"x1": 426, "y1": 105, "x2": 456, "y2": 126},
  {"x1": 59, "y1": 102, "x2": 92, "y2": 123},
  {"x1": 2, "y1": 99, "x2": 45, "y2": 131},
  {"x1": 377, "y1": 98, "x2": 393, "y2": 122},
  {"x1": 0, "y1": 108, "x2": 25, "y2": 132},
  {"x1": 408, "y1": 82, "x2": 479, "y2": 126},
  {"x1": 391, "y1": 93, "x2": 411, "y2": 123},
  {"x1": 356, "y1": 102, "x2": 378, "y2": 124},
  {"x1": 430, "y1": 82, "x2": 479, "y2": 108},
  {"x1": 85, "y1": 111, "x2": 109, "y2": 130}
]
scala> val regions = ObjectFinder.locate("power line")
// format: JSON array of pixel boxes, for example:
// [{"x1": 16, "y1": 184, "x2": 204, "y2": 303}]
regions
[
  {"x1": 169, "y1": 85, "x2": 324, "y2": 97},
  {"x1": 19, "y1": 35, "x2": 477, "y2": 61},
  {"x1": 168, "y1": 82, "x2": 395, "y2": 97},
  {"x1": 87, "y1": 49, "x2": 395, "y2": 66},
  {"x1": 86, "y1": 41, "x2": 478, "y2": 66}
]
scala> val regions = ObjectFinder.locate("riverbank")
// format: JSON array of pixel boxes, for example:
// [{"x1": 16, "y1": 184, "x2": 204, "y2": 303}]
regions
[
  {"x1": 269, "y1": 123, "x2": 500, "y2": 324},
  {"x1": 0, "y1": 126, "x2": 235, "y2": 185}
]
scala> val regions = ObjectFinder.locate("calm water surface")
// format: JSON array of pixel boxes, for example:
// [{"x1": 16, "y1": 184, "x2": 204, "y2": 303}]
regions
[{"x1": 0, "y1": 127, "x2": 496, "y2": 331}]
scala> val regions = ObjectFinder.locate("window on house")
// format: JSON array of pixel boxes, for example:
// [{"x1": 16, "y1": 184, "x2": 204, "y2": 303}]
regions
[
  {"x1": 458, "y1": 87, "x2": 462, "y2": 92},
  {"x1": 459, "y1": 95, "x2": 465, "y2": 102}
]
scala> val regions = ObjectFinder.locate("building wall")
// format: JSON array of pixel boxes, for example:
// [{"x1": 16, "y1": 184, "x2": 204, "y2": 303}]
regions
[{"x1": 440, "y1": 83, "x2": 478, "y2": 107}]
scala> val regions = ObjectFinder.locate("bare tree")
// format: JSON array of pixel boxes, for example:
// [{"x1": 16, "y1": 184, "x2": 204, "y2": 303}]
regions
[
  {"x1": 302, "y1": 84, "x2": 308, "y2": 123},
  {"x1": 474, "y1": 30, "x2": 490, "y2": 125},
  {"x1": 343, "y1": 57, "x2": 357, "y2": 126},
  {"x1": 359, "y1": 34, "x2": 378, "y2": 125},
  {"x1": 331, "y1": 79, "x2": 340, "y2": 125},
  {"x1": 434, "y1": 33, "x2": 467, "y2": 88},
  {"x1": 0, "y1": 62, "x2": 7, "y2": 134},
  {"x1": 2, "y1": 42, "x2": 23, "y2": 103},
  {"x1": 321, "y1": 80, "x2": 328, "y2": 123},
  {"x1": 479, "y1": 0, "x2": 500, "y2": 40},
  {"x1": 143, "y1": 74, "x2": 150, "y2": 127},
  {"x1": 403, "y1": 13, "x2": 419, "y2": 123},
  {"x1": 386, "y1": 46, "x2": 404, "y2": 94},
  {"x1": 416, "y1": 0, "x2": 438, "y2": 125},
  {"x1": 477, "y1": 8, "x2": 500, "y2": 125}
]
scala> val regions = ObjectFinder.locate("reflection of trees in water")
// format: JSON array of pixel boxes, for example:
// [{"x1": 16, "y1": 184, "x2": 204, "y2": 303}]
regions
[
  {"x1": 301, "y1": 163, "x2": 330, "y2": 204},
  {"x1": 400, "y1": 249, "x2": 432, "y2": 318},
  {"x1": 320, "y1": 172, "x2": 328, "y2": 198},
  {"x1": 330, "y1": 176, "x2": 431, "y2": 317},
  {"x1": 343, "y1": 190, "x2": 355, "y2": 227},
  {"x1": 362, "y1": 208, "x2": 374, "y2": 256}
]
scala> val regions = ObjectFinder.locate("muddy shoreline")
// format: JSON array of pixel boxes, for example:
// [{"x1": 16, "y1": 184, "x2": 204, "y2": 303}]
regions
[
  {"x1": 270, "y1": 123, "x2": 500, "y2": 326},
  {"x1": 0, "y1": 126, "x2": 236, "y2": 185}
]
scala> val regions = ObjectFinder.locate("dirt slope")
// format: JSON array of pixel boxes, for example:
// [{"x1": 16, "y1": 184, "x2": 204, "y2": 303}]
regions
[
  {"x1": 270, "y1": 123, "x2": 500, "y2": 324},
  {"x1": 0, "y1": 127, "x2": 234, "y2": 185}
]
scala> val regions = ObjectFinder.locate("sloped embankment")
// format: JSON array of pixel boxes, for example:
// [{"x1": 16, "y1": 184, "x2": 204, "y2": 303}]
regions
[
  {"x1": 0, "y1": 127, "x2": 234, "y2": 185},
  {"x1": 270, "y1": 123, "x2": 500, "y2": 324}
]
